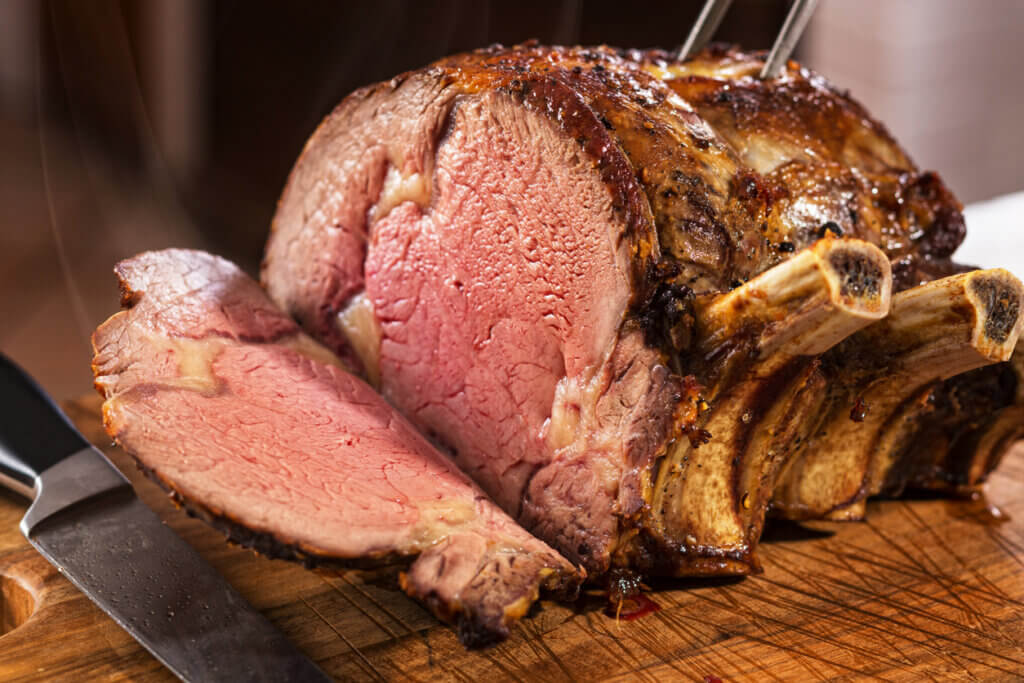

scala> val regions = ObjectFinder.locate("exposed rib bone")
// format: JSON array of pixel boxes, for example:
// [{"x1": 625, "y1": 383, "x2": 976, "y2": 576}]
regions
[
  {"x1": 862, "y1": 268, "x2": 1022, "y2": 379},
  {"x1": 641, "y1": 238, "x2": 892, "y2": 575},
  {"x1": 773, "y1": 268, "x2": 1024, "y2": 520},
  {"x1": 696, "y1": 237, "x2": 892, "y2": 372}
]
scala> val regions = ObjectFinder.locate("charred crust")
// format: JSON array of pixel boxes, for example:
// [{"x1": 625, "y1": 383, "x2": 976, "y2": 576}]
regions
[
  {"x1": 895, "y1": 362, "x2": 1020, "y2": 491},
  {"x1": 851, "y1": 385, "x2": 939, "y2": 502},
  {"x1": 635, "y1": 282, "x2": 696, "y2": 352},
  {"x1": 117, "y1": 281, "x2": 142, "y2": 308},
  {"x1": 819, "y1": 221, "x2": 843, "y2": 238},
  {"x1": 403, "y1": 547, "x2": 581, "y2": 648},
  {"x1": 397, "y1": 581, "x2": 508, "y2": 649},
  {"x1": 873, "y1": 171, "x2": 966, "y2": 292},
  {"x1": 622, "y1": 526, "x2": 758, "y2": 576},
  {"x1": 629, "y1": 46, "x2": 970, "y2": 301},
  {"x1": 921, "y1": 205, "x2": 967, "y2": 259},
  {"x1": 685, "y1": 323, "x2": 760, "y2": 387},
  {"x1": 732, "y1": 170, "x2": 786, "y2": 209},
  {"x1": 909, "y1": 172, "x2": 966, "y2": 259},
  {"x1": 890, "y1": 256, "x2": 918, "y2": 291}
]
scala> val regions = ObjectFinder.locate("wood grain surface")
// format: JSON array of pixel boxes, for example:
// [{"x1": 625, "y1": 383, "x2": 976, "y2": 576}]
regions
[{"x1": 0, "y1": 395, "x2": 1021, "y2": 682}]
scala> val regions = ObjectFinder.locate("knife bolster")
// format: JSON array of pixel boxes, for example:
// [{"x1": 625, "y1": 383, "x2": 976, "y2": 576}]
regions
[{"x1": 20, "y1": 448, "x2": 132, "y2": 536}]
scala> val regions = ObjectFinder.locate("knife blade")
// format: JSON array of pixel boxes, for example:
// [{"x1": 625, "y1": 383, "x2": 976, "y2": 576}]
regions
[{"x1": 0, "y1": 353, "x2": 332, "y2": 682}]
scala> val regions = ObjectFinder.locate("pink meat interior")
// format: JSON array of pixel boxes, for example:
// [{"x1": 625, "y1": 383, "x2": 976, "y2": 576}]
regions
[{"x1": 367, "y1": 91, "x2": 631, "y2": 512}]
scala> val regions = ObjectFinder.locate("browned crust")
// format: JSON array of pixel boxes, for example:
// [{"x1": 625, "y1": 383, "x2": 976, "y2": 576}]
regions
[
  {"x1": 269, "y1": 39, "x2": 976, "y2": 358},
  {"x1": 637, "y1": 45, "x2": 1016, "y2": 506},
  {"x1": 633, "y1": 45, "x2": 967, "y2": 294},
  {"x1": 400, "y1": 552, "x2": 578, "y2": 648},
  {"x1": 636, "y1": 45, "x2": 914, "y2": 172}
]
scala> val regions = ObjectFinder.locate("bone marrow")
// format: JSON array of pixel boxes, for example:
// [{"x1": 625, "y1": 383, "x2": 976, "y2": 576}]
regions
[
  {"x1": 828, "y1": 246, "x2": 885, "y2": 301},
  {"x1": 967, "y1": 270, "x2": 1022, "y2": 346}
]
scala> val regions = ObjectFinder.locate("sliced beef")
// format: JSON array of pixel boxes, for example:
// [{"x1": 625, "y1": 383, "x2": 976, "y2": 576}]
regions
[{"x1": 91, "y1": 249, "x2": 580, "y2": 647}]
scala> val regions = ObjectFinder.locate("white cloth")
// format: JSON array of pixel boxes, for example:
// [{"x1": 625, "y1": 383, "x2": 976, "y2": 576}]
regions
[{"x1": 960, "y1": 191, "x2": 1024, "y2": 276}]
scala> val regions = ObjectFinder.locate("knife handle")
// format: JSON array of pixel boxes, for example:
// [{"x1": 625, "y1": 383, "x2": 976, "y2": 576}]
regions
[{"x1": 0, "y1": 353, "x2": 89, "y2": 497}]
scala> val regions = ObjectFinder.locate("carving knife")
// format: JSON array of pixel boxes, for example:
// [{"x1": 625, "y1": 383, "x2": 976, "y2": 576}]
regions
[{"x1": 0, "y1": 353, "x2": 331, "y2": 682}]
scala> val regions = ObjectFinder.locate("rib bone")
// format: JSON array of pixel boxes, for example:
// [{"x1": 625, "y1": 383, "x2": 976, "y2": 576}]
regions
[
  {"x1": 697, "y1": 237, "x2": 892, "y2": 373},
  {"x1": 642, "y1": 238, "x2": 892, "y2": 575},
  {"x1": 772, "y1": 268, "x2": 1024, "y2": 520}
]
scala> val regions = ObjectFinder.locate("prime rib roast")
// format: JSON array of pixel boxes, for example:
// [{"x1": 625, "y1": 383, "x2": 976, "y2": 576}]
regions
[{"x1": 93, "y1": 44, "x2": 1024, "y2": 646}]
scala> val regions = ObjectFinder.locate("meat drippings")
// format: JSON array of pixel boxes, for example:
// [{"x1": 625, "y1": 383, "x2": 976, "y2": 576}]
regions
[
  {"x1": 336, "y1": 292, "x2": 382, "y2": 387},
  {"x1": 604, "y1": 568, "x2": 661, "y2": 621}
]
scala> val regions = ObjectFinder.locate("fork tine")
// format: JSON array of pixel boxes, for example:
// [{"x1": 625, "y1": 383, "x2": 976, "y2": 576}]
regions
[
  {"x1": 678, "y1": 0, "x2": 735, "y2": 61},
  {"x1": 760, "y1": 0, "x2": 820, "y2": 79}
]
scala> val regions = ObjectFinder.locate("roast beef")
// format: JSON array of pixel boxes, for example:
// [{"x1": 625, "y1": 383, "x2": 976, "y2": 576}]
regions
[
  {"x1": 263, "y1": 43, "x2": 1023, "y2": 579},
  {"x1": 91, "y1": 249, "x2": 580, "y2": 647}
]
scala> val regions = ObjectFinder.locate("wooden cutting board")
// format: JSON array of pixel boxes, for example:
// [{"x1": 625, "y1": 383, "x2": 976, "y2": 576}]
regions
[{"x1": 0, "y1": 395, "x2": 1021, "y2": 682}]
